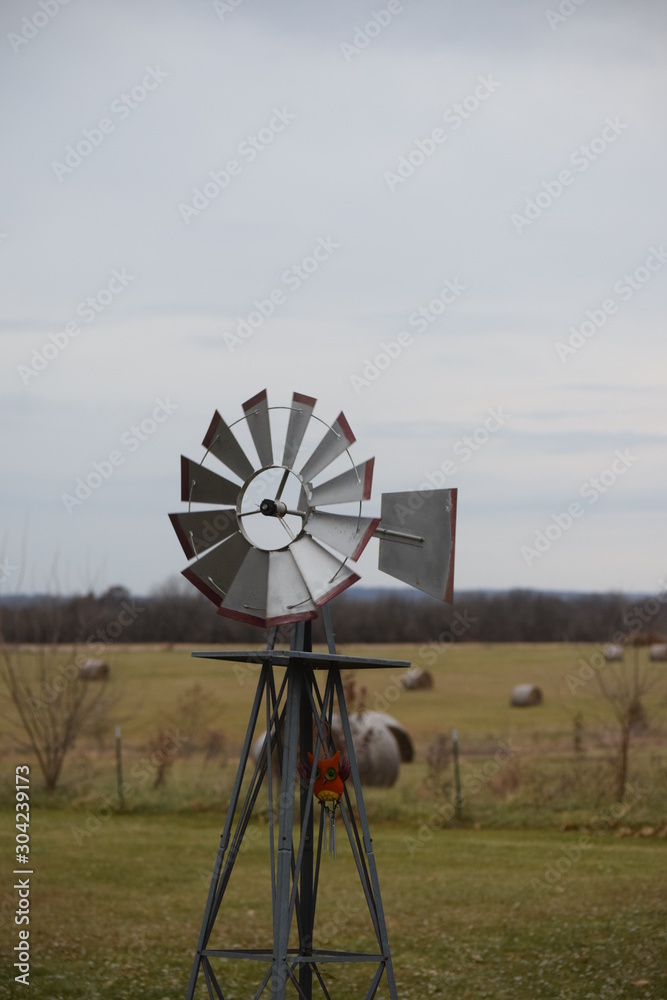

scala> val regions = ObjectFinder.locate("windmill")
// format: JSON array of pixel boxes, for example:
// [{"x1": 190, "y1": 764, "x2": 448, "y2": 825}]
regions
[{"x1": 170, "y1": 390, "x2": 457, "y2": 999}]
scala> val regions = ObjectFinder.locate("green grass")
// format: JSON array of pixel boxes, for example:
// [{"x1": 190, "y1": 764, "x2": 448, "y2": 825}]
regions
[
  {"x1": 0, "y1": 810, "x2": 666, "y2": 999},
  {"x1": 1, "y1": 643, "x2": 667, "y2": 997}
]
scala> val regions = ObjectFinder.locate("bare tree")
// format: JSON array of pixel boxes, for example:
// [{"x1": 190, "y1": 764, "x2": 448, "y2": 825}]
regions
[
  {"x1": 0, "y1": 582, "x2": 117, "y2": 793},
  {"x1": 595, "y1": 633, "x2": 662, "y2": 801}
]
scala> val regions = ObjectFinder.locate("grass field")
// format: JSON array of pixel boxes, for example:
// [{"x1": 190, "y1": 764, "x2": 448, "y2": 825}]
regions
[{"x1": 1, "y1": 643, "x2": 666, "y2": 998}]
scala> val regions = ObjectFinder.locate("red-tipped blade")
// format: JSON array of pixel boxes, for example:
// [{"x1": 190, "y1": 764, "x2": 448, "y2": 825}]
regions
[
  {"x1": 282, "y1": 392, "x2": 317, "y2": 470},
  {"x1": 305, "y1": 511, "x2": 379, "y2": 561},
  {"x1": 169, "y1": 508, "x2": 238, "y2": 559},
  {"x1": 289, "y1": 534, "x2": 360, "y2": 606},
  {"x1": 203, "y1": 410, "x2": 255, "y2": 481},
  {"x1": 242, "y1": 389, "x2": 273, "y2": 469},
  {"x1": 299, "y1": 412, "x2": 355, "y2": 483},
  {"x1": 181, "y1": 531, "x2": 250, "y2": 607},
  {"x1": 181, "y1": 456, "x2": 241, "y2": 505},
  {"x1": 308, "y1": 458, "x2": 374, "y2": 506}
]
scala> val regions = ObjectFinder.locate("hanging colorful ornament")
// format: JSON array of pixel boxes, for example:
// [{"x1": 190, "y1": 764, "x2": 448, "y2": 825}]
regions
[{"x1": 299, "y1": 749, "x2": 351, "y2": 859}]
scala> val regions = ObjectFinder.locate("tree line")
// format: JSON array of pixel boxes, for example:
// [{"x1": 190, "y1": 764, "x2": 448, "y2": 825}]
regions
[{"x1": 1, "y1": 582, "x2": 666, "y2": 646}]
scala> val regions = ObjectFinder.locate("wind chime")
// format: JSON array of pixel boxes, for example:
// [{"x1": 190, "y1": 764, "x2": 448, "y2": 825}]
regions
[{"x1": 299, "y1": 731, "x2": 351, "y2": 859}]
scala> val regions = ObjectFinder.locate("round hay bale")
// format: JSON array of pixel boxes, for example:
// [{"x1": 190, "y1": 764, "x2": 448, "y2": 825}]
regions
[
  {"x1": 510, "y1": 684, "x2": 543, "y2": 707},
  {"x1": 251, "y1": 731, "x2": 270, "y2": 765},
  {"x1": 78, "y1": 659, "x2": 109, "y2": 681},
  {"x1": 649, "y1": 644, "x2": 667, "y2": 661},
  {"x1": 333, "y1": 712, "x2": 401, "y2": 788},
  {"x1": 603, "y1": 644, "x2": 624, "y2": 662},
  {"x1": 400, "y1": 667, "x2": 434, "y2": 691},
  {"x1": 351, "y1": 711, "x2": 414, "y2": 763},
  {"x1": 345, "y1": 718, "x2": 400, "y2": 787},
  {"x1": 332, "y1": 711, "x2": 414, "y2": 786}
]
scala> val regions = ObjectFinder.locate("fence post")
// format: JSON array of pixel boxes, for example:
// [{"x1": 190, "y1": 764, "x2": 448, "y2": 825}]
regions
[
  {"x1": 115, "y1": 726, "x2": 124, "y2": 809},
  {"x1": 452, "y1": 728, "x2": 462, "y2": 820}
]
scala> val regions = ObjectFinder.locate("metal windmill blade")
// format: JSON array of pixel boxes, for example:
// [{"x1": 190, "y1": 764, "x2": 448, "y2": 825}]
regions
[
  {"x1": 169, "y1": 508, "x2": 238, "y2": 559},
  {"x1": 304, "y1": 510, "x2": 380, "y2": 560},
  {"x1": 169, "y1": 390, "x2": 458, "y2": 629},
  {"x1": 307, "y1": 458, "x2": 374, "y2": 506},
  {"x1": 299, "y1": 412, "x2": 355, "y2": 483},
  {"x1": 281, "y1": 391, "x2": 316, "y2": 469},
  {"x1": 242, "y1": 388, "x2": 273, "y2": 468},
  {"x1": 202, "y1": 409, "x2": 255, "y2": 481},
  {"x1": 182, "y1": 531, "x2": 251, "y2": 607},
  {"x1": 180, "y1": 456, "x2": 241, "y2": 506}
]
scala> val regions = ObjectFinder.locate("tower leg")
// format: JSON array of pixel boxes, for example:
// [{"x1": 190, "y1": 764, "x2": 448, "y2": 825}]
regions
[
  {"x1": 272, "y1": 656, "x2": 301, "y2": 997},
  {"x1": 185, "y1": 663, "x2": 271, "y2": 1000},
  {"x1": 298, "y1": 622, "x2": 314, "y2": 997},
  {"x1": 332, "y1": 669, "x2": 398, "y2": 1000}
]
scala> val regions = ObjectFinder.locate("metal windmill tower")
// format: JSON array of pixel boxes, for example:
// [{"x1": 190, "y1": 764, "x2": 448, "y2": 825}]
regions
[{"x1": 169, "y1": 390, "x2": 457, "y2": 999}]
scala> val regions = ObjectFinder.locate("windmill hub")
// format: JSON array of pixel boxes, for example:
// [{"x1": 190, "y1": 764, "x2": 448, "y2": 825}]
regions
[
  {"x1": 260, "y1": 497, "x2": 286, "y2": 517},
  {"x1": 237, "y1": 464, "x2": 307, "y2": 552}
]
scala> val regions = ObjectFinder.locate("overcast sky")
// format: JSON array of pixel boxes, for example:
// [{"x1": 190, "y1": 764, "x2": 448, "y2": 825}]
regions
[{"x1": 1, "y1": 0, "x2": 666, "y2": 600}]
